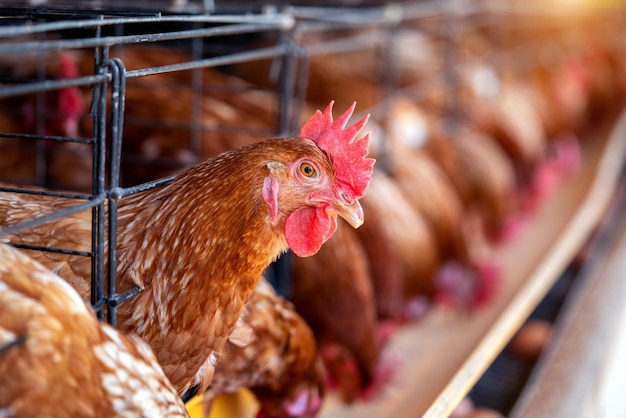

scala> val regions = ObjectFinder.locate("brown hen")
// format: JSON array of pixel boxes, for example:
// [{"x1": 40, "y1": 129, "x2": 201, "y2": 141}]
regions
[
  {"x1": 0, "y1": 101, "x2": 375, "y2": 396},
  {"x1": 291, "y1": 219, "x2": 383, "y2": 404},
  {"x1": 0, "y1": 242, "x2": 188, "y2": 418},
  {"x1": 357, "y1": 169, "x2": 440, "y2": 320}
]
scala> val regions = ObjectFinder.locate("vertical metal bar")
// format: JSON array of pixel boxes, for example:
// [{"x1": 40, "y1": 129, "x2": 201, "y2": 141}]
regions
[
  {"x1": 105, "y1": 58, "x2": 126, "y2": 327},
  {"x1": 276, "y1": 33, "x2": 297, "y2": 136},
  {"x1": 90, "y1": 17, "x2": 107, "y2": 321},
  {"x1": 190, "y1": 23, "x2": 204, "y2": 161},
  {"x1": 290, "y1": 48, "x2": 309, "y2": 135},
  {"x1": 268, "y1": 28, "x2": 298, "y2": 298},
  {"x1": 34, "y1": 37, "x2": 47, "y2": 188},
  {"x1": 92, "y1": 49, "x2": 109, "y2": 321}
]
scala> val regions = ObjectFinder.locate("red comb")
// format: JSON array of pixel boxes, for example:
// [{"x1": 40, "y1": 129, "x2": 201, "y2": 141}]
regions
[
  {"x1": 59, "y1": 53, "x2": 79, "y2": 79},
  {"x1": 300, "y1": 101, "x2": 375, "y2": 198}
]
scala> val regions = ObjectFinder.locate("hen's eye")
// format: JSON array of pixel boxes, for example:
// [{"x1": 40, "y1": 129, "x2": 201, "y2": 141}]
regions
[{"x1": 299, "y1": 162, "x2": 316, "y2": 178}]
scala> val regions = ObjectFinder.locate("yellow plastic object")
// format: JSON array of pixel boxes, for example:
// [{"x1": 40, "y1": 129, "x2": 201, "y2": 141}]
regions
[{"x1": 186, "y1": 389, "x2": 259, "y2": 418}]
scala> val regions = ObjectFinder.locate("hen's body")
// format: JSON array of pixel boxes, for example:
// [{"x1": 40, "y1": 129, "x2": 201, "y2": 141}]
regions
[
  {"x1": 291, "y1": 220, "x2": 380, "y2": 403},
  {"x1": 0, "y1": 243, "x2": 188, "y2": 418},
  {"x1": 204, "y1": 278, "x2": 323, "y2": 418},
  {"x1": 0, "y1": 100, "x2": 374, "y2": 394},
  {"x1": 358, "y1": 170, "x2": 439, "y2": 318},
  {"x1": 113, "y1": 140, "x2": 318, "y2": 393},
  {"x1": 2, "y1": 139, "x2": 320, "y2": 394}
]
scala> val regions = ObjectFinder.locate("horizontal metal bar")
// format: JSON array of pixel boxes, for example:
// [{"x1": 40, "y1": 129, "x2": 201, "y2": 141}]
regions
[
  {"x1": 126, "y1": 44, "x2": 290, "y2": 78},
  {"x1": 0, "y1": 19, "x2": 294, "y2": 54},
  {"x1": 0, "y1": 5, "x2": 159, "y2": 18},
  {"x1": 0, "y1": 74, "x2": 107, "y2": 99},
  {"x1": 0, "y1": 334, "x2": 26, "y2": 355},
  {"x1": 9, "y1": 242, "x2": 93, "y2": 258},
  {"x1": 107, "y1": 286, "x2": 143, "y2": 308},
  {"x1": 111, "y1": 175, "x2": 177, "y2": 199},
  {"x1": 0, "y1": 12, "x2": 294, "y2": 38},
  {"x1": 0, "y1": 132, "x2": 95, "y2": 144},
  {"x1": 0, "y1": 187, "x2": 92, "y2": 200},
  {"x1": 0, "y1": 197, "x2": 104, "y2": 237}
]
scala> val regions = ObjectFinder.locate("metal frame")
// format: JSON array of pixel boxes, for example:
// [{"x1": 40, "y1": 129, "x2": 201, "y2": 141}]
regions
[
  {"x1": 0, "y1": 1, "x2": 623, "y2": 325},
  {"x1": 0, "y1": 7, "x2": 296, "y2": 323}
]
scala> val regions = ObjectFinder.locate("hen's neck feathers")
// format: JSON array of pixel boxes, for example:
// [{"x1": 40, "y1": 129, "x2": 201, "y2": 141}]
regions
[
  {"x1": 113, "y1": 140, "x2": 326, "y2": 333},
  {"x1": 116, "y1": 140, "x2": 297, "y2": 287}
]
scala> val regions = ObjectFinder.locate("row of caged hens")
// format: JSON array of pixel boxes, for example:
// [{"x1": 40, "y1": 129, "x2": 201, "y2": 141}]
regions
[{"x1": 1, "y1": 20, "x2": 626, "y2": 418}]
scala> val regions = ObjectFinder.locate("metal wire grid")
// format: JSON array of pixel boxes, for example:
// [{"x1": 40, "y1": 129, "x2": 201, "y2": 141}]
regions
[
  {"x1": 0, "y1": 7, "x2": 295, "y2": 324},
  {"x1": 289, "y1": 2, "x2": 626, "y2": 125},
  {"x1": 0, "y1": 1, "x2": 624, "y2": 326}
]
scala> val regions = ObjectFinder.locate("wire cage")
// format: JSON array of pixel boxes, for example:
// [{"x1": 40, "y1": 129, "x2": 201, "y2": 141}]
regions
[
  {"x1": 0, "y1": 5, "x2": 298, "y2": 324},
  {"x1": 1, "y1": 1, "x2": 626, "y2": 415},
  {"x1": 0, "y1": 0, "x2": 481, "y2": 325},
  {"x1": 0, "y1": 0, "x2": 624, "y2": 323}
]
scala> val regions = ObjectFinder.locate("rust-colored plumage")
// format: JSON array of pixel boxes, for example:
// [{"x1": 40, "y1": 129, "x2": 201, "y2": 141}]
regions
[
  {"x1": 423, "y1": 128, "x2": 517, "y2": 240},
  {"x1": 357, "y1": 169, "x2": 439, "y2": 318},
  {"x1": 0, "y1": 243, "x2": 188, "y2": 418},
  {"x1": 203, "y1": 278, "x2": 324, "y2": 418},
  {"x1": 0, "y1": 102, "x2": 374, "y2": 396},
  {"x1": 291, "y1": 220, "x2": 380, "y2": 403},
  {"x1": 464, "y1": 76, "x2": 546, "y2": 174}
]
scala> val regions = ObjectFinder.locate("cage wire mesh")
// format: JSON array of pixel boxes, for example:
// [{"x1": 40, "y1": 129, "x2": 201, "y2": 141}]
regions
[
  {"x1": 0, "y1": 6, "x2": 296, "y2": 323},
  {"x1": 0, "y1": 1, "x2": 625, "y2": 328}
]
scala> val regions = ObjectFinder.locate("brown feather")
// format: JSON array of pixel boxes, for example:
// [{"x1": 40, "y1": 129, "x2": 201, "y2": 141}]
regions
[
  {"x1": 0, "y1": 136, "x2": 356, "y2": 396},
  {"x1": 203, "y1": 277, "x2": 324, "y2": 418},
  {"x1": 291, "y1": 220, "x2": 380, "y2": 403},
  {"x1": 0, "y1": 243, "x2": 188, "y2": 418}
]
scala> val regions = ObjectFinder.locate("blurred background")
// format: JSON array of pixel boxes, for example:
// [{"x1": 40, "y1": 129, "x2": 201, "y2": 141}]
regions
[{"x1": 1, "y1": 1, "x2": 626, "y2": 417}]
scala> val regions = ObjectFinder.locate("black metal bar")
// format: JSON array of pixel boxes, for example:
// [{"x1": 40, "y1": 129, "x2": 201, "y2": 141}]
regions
[
  {"x1": 107, "y1": 286, "x2": 144, "y2": 308},
  {"x1": 0, "y1": 74, "x2": 109, "y2": 99},
  {"x1": 376, "y1": 20, "x2": 399, "y2": 174},
  {"x1": 0, "y1": 335, "x2": 27, "y2": 356},
  {"x1": 112, "y1": 175, "x2": 177, "y2": 199},
  {"x1": 0, "y1": 20, "x2": 294, "y2": 55},
  {"x1": 0, "y1": 187, "x2": 91, "y2": 200},
  {"x1": 0, "y1": 198, "x2": 105, "y2": 237},
  {"x1": 0, "y1": 132, "x2": 95, "y2": 144},
  {"x1": 9, "y1": 243, "x2": 92, "y2": 258},
  {"x1": 276, "y1": 33, "x2": 297, "y2": 136},
  {"x1": 126, "y1": 45, "x2": 290, "y2": 78},
  {"x1": 189, "y1": 23, "x2": 204, "y2": 162},
  {"x1": 34, "y1": 42, "x2": 47, "y2": 188},
  {"x1": 91, "y1": 48, "x2": 109, "y2": 321},
  {"x1": 0, "y1": 13, "x2": 292, "y2": 39},
  {"x1": 0, "y1": 6, "x2": 156, "y2": 19},
  {"x1": 105, "y1": 58, "x2": 126, "y2": 327},
  {"x1": 290, "y1": 48, "x2": 309, "y2": 134},
  {"x1": 91, "y1": 298, "x2": 106, "y2": 314}
]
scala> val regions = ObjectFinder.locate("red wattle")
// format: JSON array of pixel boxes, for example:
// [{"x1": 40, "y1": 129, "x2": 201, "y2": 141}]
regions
[{"x1": 285, "y1": 206, "x2": 337, "y2": 257}]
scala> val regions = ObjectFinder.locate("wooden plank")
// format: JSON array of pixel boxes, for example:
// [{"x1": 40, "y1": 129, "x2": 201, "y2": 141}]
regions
[{"x1": 510, "y1": 188, "x2": 626, "y2": 418}]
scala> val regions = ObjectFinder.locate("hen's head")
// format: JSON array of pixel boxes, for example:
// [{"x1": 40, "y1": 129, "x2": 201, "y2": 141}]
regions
[{"x1": 262, "y1": 101, "x2": 375, "y2": 257}]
